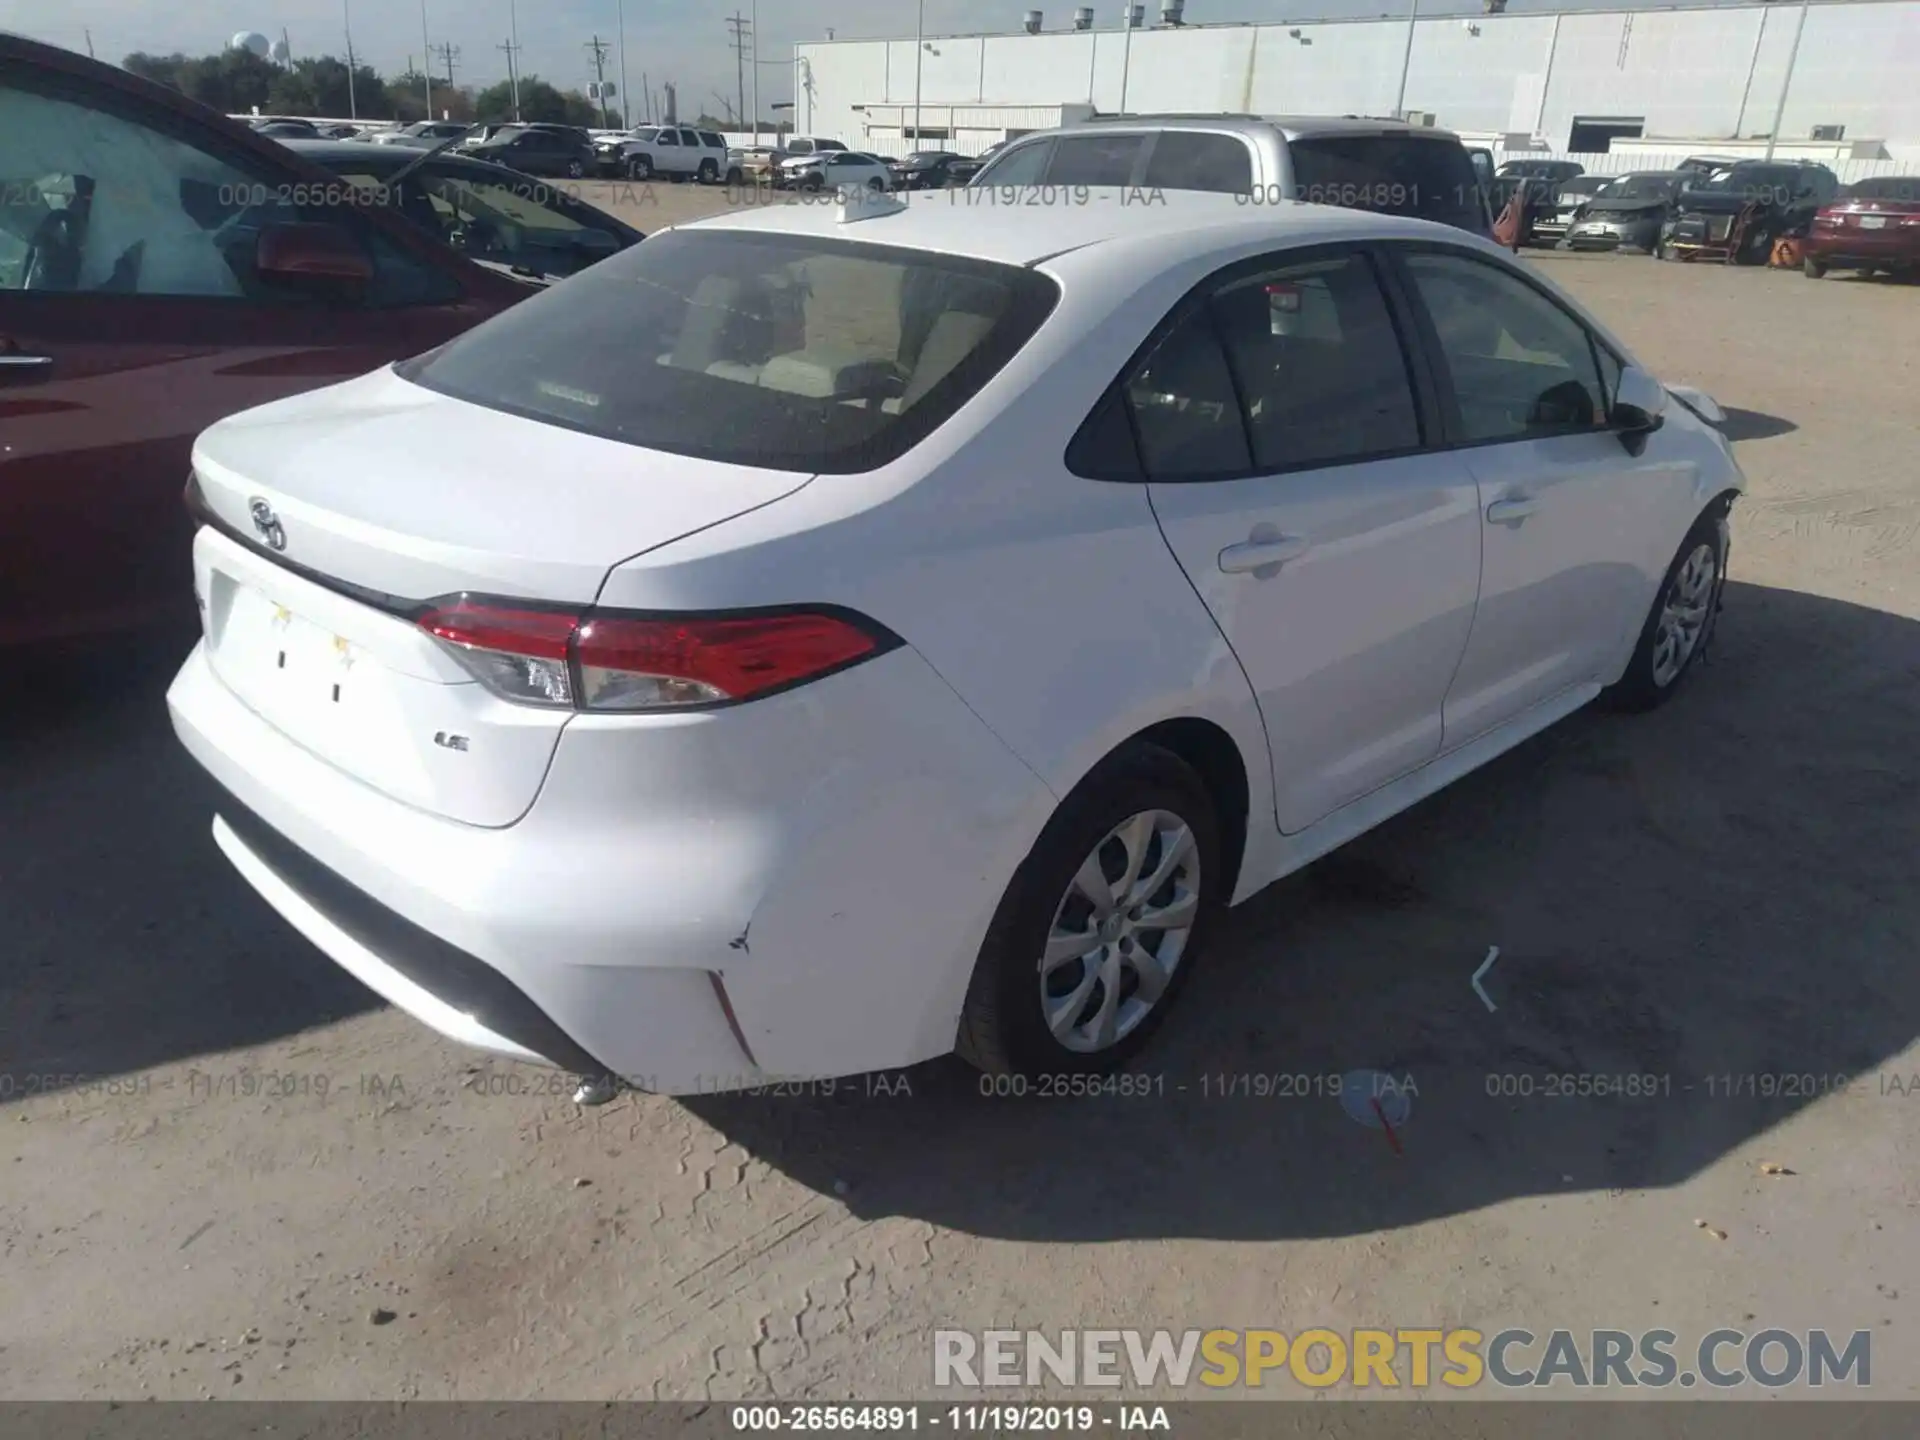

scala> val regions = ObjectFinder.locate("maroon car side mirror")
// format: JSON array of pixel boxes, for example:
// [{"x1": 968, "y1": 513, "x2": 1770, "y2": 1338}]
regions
[{"x1": 255, "y1": 223, "x2": 375, "y2": 284}]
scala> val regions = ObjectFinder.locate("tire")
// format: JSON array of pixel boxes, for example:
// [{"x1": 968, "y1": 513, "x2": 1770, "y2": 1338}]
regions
[
  {"x1": 566, "y1": 159, "x2": 585, "y2": 179},
  {"x1": 802, "y1": 173, "x2": 825, "y2": 192},
  {"x1": 1601, "y1": 510, "x2": 1729, "y2": 714},
  {"x1": 866, "y1": 176, "x2": 886, "y2": 192},
  {"x1": 956, "y1": 743, "x2": 1223, "y2": 1079},
  {"x1": 726, "y1": 166, "x2": 744, "y2": 186},
  {"x1": 1803, "y1": 256, "x2": 1827, "y2": 278},
  {"x1": 627, "y1": 156, "x2": 652, "y2": 180},
  {"x1": 697, "y1": 159, "x2": 719, "y2": 184}
]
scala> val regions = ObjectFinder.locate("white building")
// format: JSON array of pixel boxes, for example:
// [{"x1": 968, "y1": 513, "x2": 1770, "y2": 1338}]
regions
[{"x1": 792, "y1": 0, "x2": 1920, "y2": 167}]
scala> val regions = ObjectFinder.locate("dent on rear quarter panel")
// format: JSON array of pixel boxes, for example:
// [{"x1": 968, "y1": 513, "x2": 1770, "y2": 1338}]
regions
[{"x1": 716, "y1": 647, "x2": 1059, "y2": 1076}]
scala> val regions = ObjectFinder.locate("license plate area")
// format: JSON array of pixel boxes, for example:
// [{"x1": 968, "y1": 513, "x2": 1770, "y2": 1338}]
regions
[
  {"x1": 1859, "y1": 214, "x2": 1887, "y2": 229},
  {"x1": 211, "y1": 572, "x2": 407, "y2": 727}
]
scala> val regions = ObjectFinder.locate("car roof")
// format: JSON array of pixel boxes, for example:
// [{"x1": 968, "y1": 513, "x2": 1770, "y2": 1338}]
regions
[
  {"x1": 681, "y1": 187, "x2": 1464, "y2": 268},
  {"x1": 1043, "y1": 113, "x2": 1464, "y2": 141}
]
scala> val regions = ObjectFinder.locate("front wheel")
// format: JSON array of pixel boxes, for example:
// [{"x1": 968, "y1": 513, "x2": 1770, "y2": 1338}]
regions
[
  {"x1": 866, "y1": 177, "x2": 886, "y2": 192},
  {"x1": 627, "y1": 155, "x2": 653, "y2": 181},
  {"x1": 565, "y1": 159, "x2": 585, "y2": 179},
  {"x1": 957, "y1": 744, "x2": 1222, "y2": 1079},
  {"x1": 1601, "y1": 512, "x2": 1728, "y2": 713}
]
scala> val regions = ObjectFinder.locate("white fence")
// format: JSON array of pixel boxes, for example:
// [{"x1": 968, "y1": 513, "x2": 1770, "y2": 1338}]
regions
[{"x1": 1504, "y1": 148, "x2": 1919, "y2": 183}]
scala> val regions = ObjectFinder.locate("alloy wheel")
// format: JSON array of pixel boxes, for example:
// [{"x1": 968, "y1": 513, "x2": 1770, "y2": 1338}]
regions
[
  {"x1": 1039, "y1": 810, "x2": 1201, "y2": 1053},
  {"x1": 1651, "y1": 542, "x2": 1718, "y2": 687}
]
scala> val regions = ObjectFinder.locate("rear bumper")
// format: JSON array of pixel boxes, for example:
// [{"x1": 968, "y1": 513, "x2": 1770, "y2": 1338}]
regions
[
  {"x1": 168, "y1": 634, "x2": 1055, "y2": 1092},
  {"x1": 1803, "y1": 232, "x2": 1919, "y2": 266}
]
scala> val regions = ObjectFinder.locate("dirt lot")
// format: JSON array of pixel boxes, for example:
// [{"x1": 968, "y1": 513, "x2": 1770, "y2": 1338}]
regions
[{"x1": 4, "y1": 189, "x2": 1918, "y2": 1402}]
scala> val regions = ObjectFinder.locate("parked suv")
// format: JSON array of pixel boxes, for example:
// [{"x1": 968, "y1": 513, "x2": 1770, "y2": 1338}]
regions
[
  {"x1": 1662, "y1": 159, "x2": 1840, "y2": 263},
  {"x1": 968, "y1": 115, "x2": 1492, "y2": 237},
  {"x1": 596, "y1": 125, "x2": 730, "y2": 182}
]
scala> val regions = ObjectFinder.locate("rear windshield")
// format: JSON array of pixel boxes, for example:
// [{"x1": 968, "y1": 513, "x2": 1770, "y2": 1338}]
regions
[
  {"x1": 1846, "y1": 176, "x2": 1920, "y2": 202},
  {"x1": 397, "y1": 229, "x2": 1059, "y2": 474},
  {"x1": 1690, "y1": 165, "x2": 1798, "y2": 197},
  {"x1": 1287, "y1": 136, "x2": 1486, "y2": 232},
  {"x1": 1601, "y1": 174, "x2": 1678, "y2": 201}
]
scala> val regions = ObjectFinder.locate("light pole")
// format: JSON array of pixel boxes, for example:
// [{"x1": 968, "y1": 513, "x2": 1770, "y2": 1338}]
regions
[
  {"x1": 1392, "y1": 0, "x2": 1419, "y2": 121},
  {"x1": 1763, "y1": 0, "x2": 1811, "y2": 161},
  {"x1": 419, "y1": 0, "x2": 433, "y2": 118},
  {"x1": 1119, "y1": 4, "x2": 1137, "y2": 114},
  {"x1": 912, "y1": 0, "x2": 924, "y2": 149},
  {"x1": 751, "y1": 0, "x2": 760, "y2": 146}
]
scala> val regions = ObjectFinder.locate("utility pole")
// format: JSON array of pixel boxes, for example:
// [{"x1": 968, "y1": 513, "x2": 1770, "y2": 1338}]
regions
[
  {"x1": 727, "y1": 12, "x2": 751, "y2": 140},
  {"x1": 585, "y1": 35, "x2": 613, "y2": 129},
  {"x1": 508, "y1": 0, "x2": 522, "y2": 119},
  {"x1": 418, "y1": 0, "x2": 433, "y2": 119},
  {"x1": 640, "y1": 71, "x2": 651, "y2": 123},
  {"x1": 750, "y1": 0, "x2": 760, "y2": 146},
  {"x1": 343, "y1": 0, "x2": 359, "y2": 119},
  {"x1": 83, "y1": 27, "x2": 95, "y2": 58},
  {"x1": 618, "y1": 0, "x2": 630, "y2": 130},
  {"x1": 497, "y1": 37, "x2": 522, "y2": 122},
  {"x1": 430, "y1": 40, "x2": 460, "y2": 90}
]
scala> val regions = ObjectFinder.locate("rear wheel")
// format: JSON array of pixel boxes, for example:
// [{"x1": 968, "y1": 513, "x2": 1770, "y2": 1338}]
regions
[
  {"x1": 1803, "y1": 255, "x2": 1828, "y2": 278},
  {"x1": 957, "y1": 744, "x2": 1222, "y2": 1079},
  {"x1": 697, "y1": 158, "x2": 719, "y2": 184}
]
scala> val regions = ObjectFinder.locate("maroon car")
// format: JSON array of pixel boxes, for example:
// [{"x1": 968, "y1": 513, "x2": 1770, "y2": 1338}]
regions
[
  {"x1": 1803, "y1": 175, "x2": 1920, "y2": 280},
  {"x1": 0, "y1": 35, "x2": 538, "y2": 648}
]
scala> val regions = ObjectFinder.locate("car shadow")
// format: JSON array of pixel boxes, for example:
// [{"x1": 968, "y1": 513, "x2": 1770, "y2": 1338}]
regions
[
  {"x1": 684, "y1": 580, "x2": 1920, "y2": 1242},
  {"x1": 0, "y1": 633, "x2": 378, "y2": 1097},
  {"x1": 1719, "y1": 407, "x2": 1799, "y2": 443}
]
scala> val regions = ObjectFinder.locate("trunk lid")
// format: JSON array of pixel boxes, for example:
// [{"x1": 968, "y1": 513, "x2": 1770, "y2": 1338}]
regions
[{"x1": 190, "y1": 365, "x2": 815, "y2": 827}]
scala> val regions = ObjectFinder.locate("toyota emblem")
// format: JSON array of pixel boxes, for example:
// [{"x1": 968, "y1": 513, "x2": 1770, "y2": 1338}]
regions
[{"x1": 249, "y1": 496, "x2": 287, "y2": 552}]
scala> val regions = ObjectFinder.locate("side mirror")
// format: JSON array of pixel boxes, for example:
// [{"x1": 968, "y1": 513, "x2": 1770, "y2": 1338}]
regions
[
  {"x1": 256, "y1": 222, "x2": 374, "y2": 284},
  {"x1": 1611, "y1": 365, "x2": 1668, "y2": 450}
]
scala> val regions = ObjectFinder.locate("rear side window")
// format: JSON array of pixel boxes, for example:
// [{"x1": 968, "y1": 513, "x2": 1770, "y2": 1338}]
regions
[
  {"x1": 699, "y1": 131, "x2": 725, "y2": 147},
  {"x1": 1045, "y1": 134, "x2": 1145, "y2": 187},
  {"x1": 1288, "y1": 135, "x2": 1485, "y2": 232},
  {"x1": 1207, "y1": 253, "x2": 1421, "y2": 470},
  {"x1": 397, "y1": 230, "x2": 1059, "y2": 474},
  {"x1": 1143, "y1": 133, "x2": 1253, "y2": 195},
  {"x1": 1122, "y1": 313, "x2": 1250, "y2": 480}
]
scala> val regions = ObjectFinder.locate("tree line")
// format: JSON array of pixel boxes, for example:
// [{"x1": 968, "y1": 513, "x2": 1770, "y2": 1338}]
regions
[{"x1": 122, "y1": 49, "x2": 619, "y2": 128}]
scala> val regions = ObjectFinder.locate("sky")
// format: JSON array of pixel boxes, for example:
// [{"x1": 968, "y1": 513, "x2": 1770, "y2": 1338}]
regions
[{"x1": 2, "y1": 0, "x2": 1777, "y2": 121}]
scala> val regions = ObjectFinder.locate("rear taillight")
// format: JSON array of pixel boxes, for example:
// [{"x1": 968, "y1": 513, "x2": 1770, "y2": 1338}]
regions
[{"x1": 417, "y1": 598, "x2": 895, "y2": 712}]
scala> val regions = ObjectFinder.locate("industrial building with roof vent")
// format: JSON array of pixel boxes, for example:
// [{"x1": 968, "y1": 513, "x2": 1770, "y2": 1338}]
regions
[{"x1": 789, "y1": 0, "x2": 1920, "y2": 174}]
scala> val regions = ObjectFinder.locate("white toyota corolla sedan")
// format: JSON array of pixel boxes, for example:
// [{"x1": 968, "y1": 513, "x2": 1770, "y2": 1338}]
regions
[{"x1": 169, "y1": 187, "x2": 1743, "y2": 1093}]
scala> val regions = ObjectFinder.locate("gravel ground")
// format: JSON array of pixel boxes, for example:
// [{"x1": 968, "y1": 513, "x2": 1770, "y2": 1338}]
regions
[{"x1": 3, "y1": 196, "x2": 1917, "y2": 1402}]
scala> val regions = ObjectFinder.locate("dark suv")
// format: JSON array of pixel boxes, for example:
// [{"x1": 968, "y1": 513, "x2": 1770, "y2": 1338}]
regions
[
  {"x1": 1662, "y1": 160, "x2": 1841, "y2": 263},
  {"x1": 968, "y1": 115, "x2": 1492, "y2": 237}
]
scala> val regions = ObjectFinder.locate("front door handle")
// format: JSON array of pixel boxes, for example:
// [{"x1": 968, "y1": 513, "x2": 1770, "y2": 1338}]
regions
[
  {"x1": 0, "y1": 353, "x2": 53, "y2": 385},
  {"x1": 1486, "y1": 496, "x2": 1538, "y2": 525},
  {"x1": 1219, "y1": 534, "x2": 1312, "y2": 575}
]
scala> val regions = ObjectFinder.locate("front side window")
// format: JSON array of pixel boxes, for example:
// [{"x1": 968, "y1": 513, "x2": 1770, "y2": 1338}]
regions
[
  {"x1": 657, "y1": 131, "x2": 680, "y2": 147},
  {"x1": 1399, "y1": 250, "x2": 1606, "y2": 444},
  {"x1": 977, "y1": 141, "x2": 1051, "y2": 186},
  {"x1": 398, "y1": 230, "x2": 1059, "y2": 474}
]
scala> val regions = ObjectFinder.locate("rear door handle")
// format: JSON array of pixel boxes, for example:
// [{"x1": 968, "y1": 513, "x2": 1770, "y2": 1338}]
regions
[
  {"x1": 1486, "y1": 496, "x2": 1538, "y2": 525},
  {"x1": 1219, "y1": 534, "x2": 1312, "y2": 574}
]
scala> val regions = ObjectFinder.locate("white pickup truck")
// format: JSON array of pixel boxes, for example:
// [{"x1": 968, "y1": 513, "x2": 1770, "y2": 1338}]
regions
[{"x1": 594, "y1": 125, "x2": 733, "y2": 182}]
